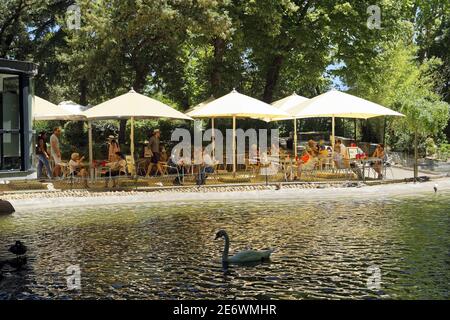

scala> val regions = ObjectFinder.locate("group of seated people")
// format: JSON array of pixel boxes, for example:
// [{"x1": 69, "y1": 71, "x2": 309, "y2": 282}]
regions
[
  {"x1": 248, "y1": 143, "x2": 282, "y2": 165},
  {"x1": 68, "y1": 151, "x2": 127, "y2": 188},
  {"x1": 165, "y1": 146, "x2": 217, "y2": 185},
  {"x1": 68, "y1": 134, "x2": 128, "y2": 187},
  {"x1": 284, "y1": 139, "x2": 386, "y2": 180},
  {"x1": 38, "y1": 124, "x2": 387, "y2": 186},
  {"x1": 137, "y1": 135, "x2": 217, "y2": 185}
]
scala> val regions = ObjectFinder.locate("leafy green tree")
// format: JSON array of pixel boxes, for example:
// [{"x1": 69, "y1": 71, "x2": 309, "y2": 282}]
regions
[
  {"x1": 413, "y1": 0, "x2": 450, "y2": 136},
  {"x1": 346, "y1": 26, "x2": 449, "y2": 176},
  {"x1": 2, "y1": 0, "x2": 450, "y2": 165},
  {"x1": 394, "y1": 90, "x2": 449, "y2": 179}
]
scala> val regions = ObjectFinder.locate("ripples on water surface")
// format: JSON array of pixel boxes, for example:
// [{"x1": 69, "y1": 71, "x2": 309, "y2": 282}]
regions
[{"x1": 0, "y1": 192, "x2": 449, "y2": 300}]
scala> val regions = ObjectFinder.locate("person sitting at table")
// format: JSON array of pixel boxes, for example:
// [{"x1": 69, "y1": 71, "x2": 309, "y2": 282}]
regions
[
  {"x1": 197, "y1": 148, "x2": 216, "y2": 185},
  {"x1": 318, "y1": 144, "x2": 328, "y2": 158},
  {"x1": 193, "y1": 146, "x2": 203, "y2": 164},
  {"x1": 283, "y1": 153, "x2": 296, "y2": 181},
  {"x1": 167, "y1": 147, "x2": 189, "y2": 185},
  {"x1": 270, "y1": 143, "x2": 280, "y2": 156},
  {"x1": 335, "y1": 139, "x2": 347, "y2": 157},
  {"x1": 103, "y1": 152, "x2": 127, "y2": 187},
  {"x1": 260, "y1": 150, "x2": 269, "y2": 165},
  {"x1": 316, "y1": 144, "x2": 330, "y2": 170},
  {"x1": 372, "y1": 143, "x2": 385, "y2": 179},
  {"x1": 318, "y1": 139, "x2": 326, "y2": 150},
  {"x1": 136, "y1": 140, "x2": 152, "y2": 176},
  {"x1": 155, "y1": 146, "x2": 169, "y2": 175},
  {"x1": 143, "y1": 140, "x2": 152, "y2": 158},
  {"x1": 68, "y1": 153, "x2": 89, "y2": 188},
  {"x1": 159, "y1": 146, "x2": 168, "y2": 162},
  {"x1": 249, "y1": 143, "x2": 259, "y2": 164},
  {"x1": 295, "y1": 149, "x2": 318, "y2": 180},
  {"x1": 333, "y1": 143, "x2": 343, "y2": 168},
  {"x1": 306, "y1": 140, "x2": 319, "y2": 158},
  {"x1": 348, "y1": 151, "x2": 364, "y2": 180}
]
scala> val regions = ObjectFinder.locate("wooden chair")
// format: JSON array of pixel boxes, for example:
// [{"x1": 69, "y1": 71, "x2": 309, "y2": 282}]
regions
[
  {"x1": 282, "y1": 158, "x2": 296, "y2": 181},
  {"x1": 244, "y1": 157, "x2": 259, "y2": 174},
  {"x1": 136, "y1": 158, "x2": 149, "y2": 176}
]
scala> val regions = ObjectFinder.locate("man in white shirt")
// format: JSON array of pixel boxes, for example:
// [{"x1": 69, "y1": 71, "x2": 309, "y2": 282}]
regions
[
  {"x1": 338, "y1": 140, "x2": 347, "y2": 159},
  {"x1": 198, "y1": 149, "x2": 216, "y2": 185}
]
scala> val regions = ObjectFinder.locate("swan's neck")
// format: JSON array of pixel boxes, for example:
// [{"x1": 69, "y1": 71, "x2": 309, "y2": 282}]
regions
[{"x1": 222, "y1": 233, "x2": 230, "y2": 262}]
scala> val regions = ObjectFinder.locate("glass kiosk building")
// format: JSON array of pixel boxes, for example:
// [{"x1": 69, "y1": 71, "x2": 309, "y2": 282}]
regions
[{"x1": 0, "y1": 58, "x2": 37, "y2": 176}]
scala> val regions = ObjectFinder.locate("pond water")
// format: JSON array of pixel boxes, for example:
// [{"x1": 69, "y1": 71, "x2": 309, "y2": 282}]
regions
[{"x1": 0, "y1": 192, "x2": 449, "y2": 300}]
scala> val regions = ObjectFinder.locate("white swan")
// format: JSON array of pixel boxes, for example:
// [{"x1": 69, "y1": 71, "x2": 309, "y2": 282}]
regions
[{"x1": 215, "y1": 230, "x2": 274, "y2": 263}]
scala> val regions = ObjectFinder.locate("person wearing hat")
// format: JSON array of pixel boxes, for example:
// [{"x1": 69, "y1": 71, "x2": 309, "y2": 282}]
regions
[
  {"x1": 36, "y1": 131, "x2": 52, "y2": 180},
  {"x1": 146, "y1": 129, "x2": 162, "y2": 176},
  {"x1": 107, "y1": 135, "x2": 121, "y2": 162}
]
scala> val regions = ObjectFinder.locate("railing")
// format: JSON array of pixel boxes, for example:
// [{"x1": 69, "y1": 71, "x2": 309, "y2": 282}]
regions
[
  {"x1": 46, "y1": 160, "x2": 366, "y2": 191},
  {"x1": 20, "y1": 154, "x2": 402, "y2": 191}
]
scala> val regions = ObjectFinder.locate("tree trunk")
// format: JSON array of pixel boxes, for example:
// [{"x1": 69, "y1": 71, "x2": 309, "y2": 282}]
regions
[
  {"x1": 262, "y1": 55, "x2": 284, "y2": 103},
  {"x1": 414, "y1": 128, "x2": 418, "y2": 182},
  {"x1": 118, "y1": 122, "x2": 128, "y2": 146},
  {"x1": 79, "y1": 77, "x2": 88, "y2": 106},
  {"x1": 361, "y1": 119, "x2": 373, "y2": 142},
  {"x1": 210, "y1": 37, "x2": 225, "y2": 97}
]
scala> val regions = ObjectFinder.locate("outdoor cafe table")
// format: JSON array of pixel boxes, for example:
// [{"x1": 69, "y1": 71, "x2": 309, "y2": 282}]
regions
[
  {"x1": 91, "y1": 161, "x2": 113, "y2": 180},
  {"x1": 350, "y1": 157, "x2": 384, "y2": 182}
]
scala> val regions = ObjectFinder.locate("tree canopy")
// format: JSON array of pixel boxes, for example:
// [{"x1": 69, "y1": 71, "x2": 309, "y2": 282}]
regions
[{"x1": 1, "y1": 0, "x2": 449, "y2": 152}]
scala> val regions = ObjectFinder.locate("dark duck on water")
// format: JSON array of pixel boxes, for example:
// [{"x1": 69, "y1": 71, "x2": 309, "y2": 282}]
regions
[{"x1": 8, "y1": 241, "x2": 27, "y2": 257}]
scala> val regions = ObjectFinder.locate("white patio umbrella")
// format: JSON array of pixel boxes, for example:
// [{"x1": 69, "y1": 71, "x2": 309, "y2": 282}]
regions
[
  {"x1": 187, "y1": 89, "x2": 290, "y2": 173},
  {"x1": 287, "y1": 90, "x2": 404, "y2": 153},
  {"x1": 185, "y1": 96, "x2": 215, "y2": 114},
  {"x1": 33, "y1": 96, "x2": 86, "y2": 121},
  {"x1": 58, "y1": 100, "x2": 90, "y2": 115},
  {"x1": 271, "y1": 92, "x2": 309, "y2": 157},
  {"x1": 83, "y1": 89, "x2": 192, "y2": 172},
  {"x1": 186, "y1": 96, "x2": 216, "y2": 155}
]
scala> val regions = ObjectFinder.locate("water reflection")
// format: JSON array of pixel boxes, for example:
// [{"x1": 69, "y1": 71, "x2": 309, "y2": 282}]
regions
[{"x1": 0, "y1": 192, "x2": 449, "y2": 299}]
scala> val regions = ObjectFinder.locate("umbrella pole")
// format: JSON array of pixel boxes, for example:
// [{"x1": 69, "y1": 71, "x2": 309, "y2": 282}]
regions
[
  {"x1": 88, "y1": 121, "x2": 94, "y2": 181},
  {"x1": 332, "y1": 116, "x2": 335, "y2": 169},
  {"x1": 232, "y1": 116, "x2": 236, "y2": 175},
  {"x1": 212, "y1": 117, "x2": 215, "y2": 159},
  {"x1": 294, "y1": 118, "x2": 297, "y2": 158},
  {"x1": 130, "y1": 117, "x2": 135, "y2": 174},
  {"x1": 332, "y1": 116, "x2": 336, "y2": 147}
]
